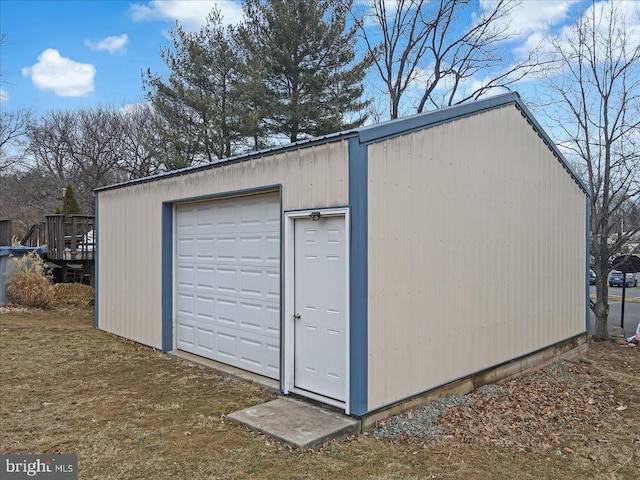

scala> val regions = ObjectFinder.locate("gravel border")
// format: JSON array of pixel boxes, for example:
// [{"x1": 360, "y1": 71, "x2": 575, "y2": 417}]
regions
[
  {"x1": 372, "y1": 393, "x2": 477, "y2": 439},
  {"x1": 372, "y1": 360, "x2": 581, "y2": 440}
]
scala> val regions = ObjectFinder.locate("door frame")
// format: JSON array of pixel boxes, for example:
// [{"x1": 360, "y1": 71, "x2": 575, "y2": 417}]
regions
[{"x1": 283, "y1": 207, "x2": 350, "y2": 414}]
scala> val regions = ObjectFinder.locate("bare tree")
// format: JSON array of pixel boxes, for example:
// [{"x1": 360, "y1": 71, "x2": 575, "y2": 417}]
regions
[
  {"x1": 26, "y1": 107, "x2": 128, "y2": 213},
  {"x1": 0, "y1": 108, "x2": 31, "y2": 173},
  {"x1": 26, "y1": 110, "x2": 75, "y2": 184},
  {"x1": 0, "y1": 170, "x2": 60, "y2": 239},
  {"x1": 536, "y1": 1, "x2": 640, "y2": 340},
  {"x1": 351, "y1": 0, "x2": 541, "y2": 118},
  {"x1": 0, "y1": 34, "x2": 31, "y2": 173},
  {"x1": 68, "y1": 107, "x2": 127, "y2": 199},
  {"x1": 117, "y1": 103, "x2": 164, "y2": 179}
]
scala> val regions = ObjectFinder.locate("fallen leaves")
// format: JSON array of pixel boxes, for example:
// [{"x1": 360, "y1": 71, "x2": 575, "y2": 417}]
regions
[{"x1": 422, "y1": 357, "x2": 634, "y2": 454}]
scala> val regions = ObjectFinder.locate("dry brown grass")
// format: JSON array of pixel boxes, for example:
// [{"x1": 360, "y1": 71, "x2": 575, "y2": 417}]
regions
[
  {"x1": 52, "y1": 283, "x2": 94, "y2": 307},
  {"x1": 5, "y1": 252, "x2": 54, "y2": 308},
  {"x1": 6, "y1": 272, "x2": 54, "y2": 308},
  {"x1": 1, "y1": 309, "x2": 638, "y2": 480}
]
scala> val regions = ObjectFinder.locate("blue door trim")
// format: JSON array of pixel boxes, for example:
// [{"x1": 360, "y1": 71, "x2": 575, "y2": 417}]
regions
[
  {"x1": 161, "y1": 203, "x2": 173, "y2": 352},
  {"x1": 161, "y1": 186, "x2": 281, "y2": 353}
]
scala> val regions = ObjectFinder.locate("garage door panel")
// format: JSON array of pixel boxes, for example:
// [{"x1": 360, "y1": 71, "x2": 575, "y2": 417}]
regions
[
  {"x1": 239, "y1": 268, "x2": 265, "y2": 297},
  {"x1": 216, "y1": 298, "x2": 238, "y2": 326},
  {"x1": 265, "y1": 235, "x2": 280, "y2": 262},
  {"x1": 238, "y1": 301, "x2": 267, "y2": 330},
  {"x1": 238, "y1": 301, "x2": 280, "y2": 334},
  {"x1": 177, "y1": 323, "x2": 195, "y2": 347},
  {"x1": 265, "y1": 305, "x2": 280, "y2": 335},
  {"x1": 195, "y1": 267, "x2": 214, "y2": 290},
  {"x1": 176, "y1": 193, "x2": 280, "y2": 379},
  {"x1": 240, "y1": 267, "x2": 279, "y2": 300},
  {"x1": 196, "y1": 297, "x2": 214, "y2": 319},
  {"x1": 195, "y1": 327, "x2": 215, "y2": 352},
  {"x1": 179, "y1": 233, "x2": 279, "y2": 264},
  {"x1": 194, "y1": 206, "x2": 215, "y2": 226},
  {"x1": 177, "y1": 238, "x2": 196, "y2": 260},
  {"x1": 177, "y1": 293, "x2": 195, "y2": 315},
  {"x1": 209, "y1": 266, "x2": 279, "y2": 300},
  {"x1": 267, "y1": 271, "x2": 279, "y2": 298},
  {"x1": 177, "y1": 265, "x2": 195, "y2": 288},
  {"x1": 216, "y1": 331, "x2": 237, "y2": 359},
  {"x1": 195, "y1": 238, "x2": 214, "y2": 258},
  {"x1": 177, "y1": 208, "x2": 195, "y2": 229}
]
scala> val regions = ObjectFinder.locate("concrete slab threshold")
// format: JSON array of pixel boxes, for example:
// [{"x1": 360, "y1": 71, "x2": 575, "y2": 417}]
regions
[
  {"x1": 227, "y1": 398, "x2": 361, "y2": 449},
  {"x1": 169, "y1": 350, "x2": 279, "y2": 392}
]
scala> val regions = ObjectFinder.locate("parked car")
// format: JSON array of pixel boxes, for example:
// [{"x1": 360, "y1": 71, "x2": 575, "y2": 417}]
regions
[
  {"x1": 589, "y1": 269, "x2": 596, "y2": 285},
  {"x1": 609, "y1": 270, "x2": 638, "y2": 288}
]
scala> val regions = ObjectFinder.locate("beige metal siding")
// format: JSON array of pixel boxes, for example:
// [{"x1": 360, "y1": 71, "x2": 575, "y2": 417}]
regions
[
  {"x1": 97, "y1": 140, "x2": 349, "y2": 349},
  {"x1": 367, "y1": 105, "x2": 586, "y2": 410}
]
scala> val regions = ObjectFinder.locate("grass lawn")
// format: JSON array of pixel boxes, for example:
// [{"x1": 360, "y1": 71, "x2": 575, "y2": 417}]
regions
[{"x1": 1, "y1": 307, "x2": 638, "y2": 479}]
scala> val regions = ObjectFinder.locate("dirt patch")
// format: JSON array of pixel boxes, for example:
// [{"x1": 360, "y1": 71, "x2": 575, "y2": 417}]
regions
[{"x1": 1, "y1": 309, "x2": 638, "y2": 479}]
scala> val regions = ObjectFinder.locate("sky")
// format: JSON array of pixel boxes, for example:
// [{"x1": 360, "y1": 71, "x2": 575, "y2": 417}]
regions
[
  {"x1": 0, "y1": 0, "x2": 638, "y2": 116},
  {"x1": 0, "y1": 0, "x2": 243, "y2": 112}
]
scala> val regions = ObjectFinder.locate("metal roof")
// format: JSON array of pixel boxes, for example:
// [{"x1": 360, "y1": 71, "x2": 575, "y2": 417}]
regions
[{"x1": 96, "y1": 92, "x2": 588, "y2": 196}]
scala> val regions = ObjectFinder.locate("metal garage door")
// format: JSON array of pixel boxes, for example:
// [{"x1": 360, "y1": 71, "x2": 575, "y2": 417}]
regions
[{"x1": 175, "y1": 193, "x2": 280, "y2": 379}]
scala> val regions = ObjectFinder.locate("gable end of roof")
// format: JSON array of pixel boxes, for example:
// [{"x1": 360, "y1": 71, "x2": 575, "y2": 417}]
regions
[{"x1": 355, "y1": 92, "x2": 588, "y2": 196}]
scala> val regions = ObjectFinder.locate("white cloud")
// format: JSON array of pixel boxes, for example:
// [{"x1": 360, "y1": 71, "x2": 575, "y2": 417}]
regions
[
  {"x1": 481, "y1": 0, "x2": 580, "y2": 38},
  {"x1": 130, "y1": 0, "x2": 243, "y2": 30},
  {"x1": 85, "y1": 34, "x2": 129, "y2": 54},
  {"x1": 478, "y1": 1, "x2": 580, "y2": 63},
  {"x1": 0, "y1": 89, "x2": 8, "y2": 103},
  {"x1": 22, "y1": 49, "x2": 95, "y2": 97}
]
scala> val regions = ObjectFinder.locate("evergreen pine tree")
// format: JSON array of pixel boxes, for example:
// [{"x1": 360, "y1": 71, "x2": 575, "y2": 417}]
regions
[
  {"x1": 238, "y1": 0, "x2": 370, "y2": 143},
  {"x1": 62, "y1": 182, "x2": 81, "y2": 214},
  {"x1": 144, "y1": 8, "x2": 244, "y2": 168}
]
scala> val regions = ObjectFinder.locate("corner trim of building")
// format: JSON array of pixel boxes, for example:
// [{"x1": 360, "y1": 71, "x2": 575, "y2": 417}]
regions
[
  {"x1": 348, "y1": 136, "x2": 368, "y2": 416},
  {"x1": 94, "y1": 194, "x2": 99, "y2": 328},
  {"x1": 586, "y1": 197, "x2": 591, "y2": 332}
]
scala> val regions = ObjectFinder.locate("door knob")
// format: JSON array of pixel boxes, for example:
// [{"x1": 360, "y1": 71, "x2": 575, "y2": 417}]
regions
[{"x1": 293, "y1": 313, "x2": 301, "y2": 320}]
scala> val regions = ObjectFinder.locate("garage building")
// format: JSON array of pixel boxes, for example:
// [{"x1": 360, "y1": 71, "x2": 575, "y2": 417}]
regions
[{"x1": 95, "y1": 92, "x2": 589, "y2": 419}]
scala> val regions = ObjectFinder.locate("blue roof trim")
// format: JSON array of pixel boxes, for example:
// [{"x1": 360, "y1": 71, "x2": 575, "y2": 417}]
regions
[
  {"x1": 512, "y1": 97, "x2": 590, "y2": 196},
  {"x1": 357, "y1": 92, "x2": 521, "y2": 144}
]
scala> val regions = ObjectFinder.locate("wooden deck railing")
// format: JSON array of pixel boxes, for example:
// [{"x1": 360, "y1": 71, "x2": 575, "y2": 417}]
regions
[
  {"x1": 0, "y1": 219, "x2": 12, "y2": 246},
  {"x1": 21, "y1": 222, "x2": 46, "y2": 247},
  {"x1": 45, "y1": 215, "x2": 95, "y2": 261}
]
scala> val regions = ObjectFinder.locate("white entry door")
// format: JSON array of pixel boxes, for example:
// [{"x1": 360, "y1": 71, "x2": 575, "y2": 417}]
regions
[{"x1": 293, "y1": 215, "x2": 347, "y2": 402}]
